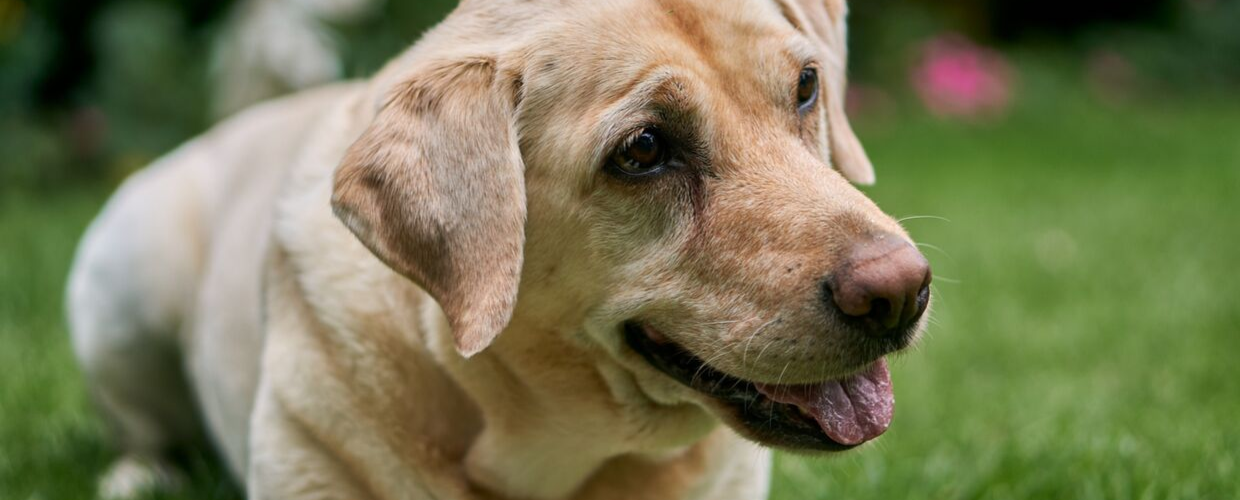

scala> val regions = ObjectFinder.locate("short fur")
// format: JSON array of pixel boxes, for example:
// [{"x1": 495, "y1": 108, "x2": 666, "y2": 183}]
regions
[{"x1": 67, "y1": 1, "x2": 923, "y2": 498}]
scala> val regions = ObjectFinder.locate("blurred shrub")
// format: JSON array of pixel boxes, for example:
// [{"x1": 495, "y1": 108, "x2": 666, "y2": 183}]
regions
[
  {"x1": 93, "y1": 2, "x2": 210, "y2": 168},
  {"x1": 851, "y1": 0, "x2": 1175, "y2": 44},
  {"x1": 336, "y1": 0, "x2": 455, "y2": 76},
  {"x1": 0, "y1": 0, "x2": 453, "y2": 189},
  {"x1": 1, "y1": 0, "x2": 214, "y2": 188},
  {"x1": 1087, "y1": 0, "x2": 1240, "y2": 91}
]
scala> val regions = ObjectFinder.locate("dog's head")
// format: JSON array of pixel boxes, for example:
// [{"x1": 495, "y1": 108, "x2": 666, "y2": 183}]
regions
[{"x1": 332, "y1": 0, "x2": 930, "y2": 452}]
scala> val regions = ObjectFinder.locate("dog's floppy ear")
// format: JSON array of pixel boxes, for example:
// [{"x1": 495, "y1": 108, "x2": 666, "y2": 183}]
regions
[
  {"x1": 332, "y1": 57, "x2": 525, "y2": 357},
  {"x1": 786, "y1": 0, "x2": 876, "y2": 184}
]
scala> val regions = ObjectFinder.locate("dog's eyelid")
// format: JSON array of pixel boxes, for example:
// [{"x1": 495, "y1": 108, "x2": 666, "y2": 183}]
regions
[{"x1": 620, "y1": 124, "x2": 658, "y2": 146}]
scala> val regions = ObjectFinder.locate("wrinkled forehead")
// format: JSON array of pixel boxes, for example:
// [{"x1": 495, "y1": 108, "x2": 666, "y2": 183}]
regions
[{"x1": 527, "y1": 0, "x2": 819, "y2": 118}]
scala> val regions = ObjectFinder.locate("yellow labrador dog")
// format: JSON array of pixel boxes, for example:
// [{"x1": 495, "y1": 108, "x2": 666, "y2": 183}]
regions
[{"x1": 67, "y1": 0, "x2": 932, "y2": 498}]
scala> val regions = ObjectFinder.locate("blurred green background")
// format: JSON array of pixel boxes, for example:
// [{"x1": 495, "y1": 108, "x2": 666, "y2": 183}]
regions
[{"x1": 2, "y1": 0, "x2": 1238, "y2": 499}]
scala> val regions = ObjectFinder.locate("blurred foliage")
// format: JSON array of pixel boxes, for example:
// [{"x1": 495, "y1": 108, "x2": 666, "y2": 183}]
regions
[
  {"x1": 0, "y1": 0, "x2": 1236, "y2": 190},
  {"x1": 336, "y1": 0, "x2": 457, "y2": 77},
  {"x1": 848, "y1": 0, "x2": 1240, "y2": 90},
  {"x1": 0, "y1": 0, "x2": 453, "y2": 189},
  {"x1": 1087, "y1": 0, "x2": 1240, "y2": 90}
]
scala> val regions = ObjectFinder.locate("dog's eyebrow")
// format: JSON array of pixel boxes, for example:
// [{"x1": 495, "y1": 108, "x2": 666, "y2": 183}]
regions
[
  {"x1": 591, "y1": 68, "x2": 700, "y2": 161},
  {"x1": 610, "y1": 66, "x2": 688, "y2": 109},
  {"x1": 604, "y1": 63, "x2": 664, "y2": 109},
  {"x1": 601, "y1": 68, "x2": 694, "y2": 130}
]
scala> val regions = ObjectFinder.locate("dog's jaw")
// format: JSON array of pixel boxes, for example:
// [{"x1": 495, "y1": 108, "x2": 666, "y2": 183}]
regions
[{"x1": 622, "y1": 321, "x2": 899, "y2": 451}]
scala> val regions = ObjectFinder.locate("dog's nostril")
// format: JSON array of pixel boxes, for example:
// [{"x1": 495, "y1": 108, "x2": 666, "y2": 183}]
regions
[
  {"x1": 868, "y1": 298, "x2": 894, "y2": 328},
  {"x1": 915, "y1": 280, "x2": 931, "y2": 314}
]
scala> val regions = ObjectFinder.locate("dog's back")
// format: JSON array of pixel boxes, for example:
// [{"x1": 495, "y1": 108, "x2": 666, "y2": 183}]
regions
[{"x1": 66, "y1": 82, "x2": 363, "y2": 496}]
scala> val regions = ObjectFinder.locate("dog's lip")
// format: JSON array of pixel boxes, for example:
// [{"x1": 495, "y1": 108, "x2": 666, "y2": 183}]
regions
[{"x1": 622, "y1": 321, "x2": 894, "y2": 451}]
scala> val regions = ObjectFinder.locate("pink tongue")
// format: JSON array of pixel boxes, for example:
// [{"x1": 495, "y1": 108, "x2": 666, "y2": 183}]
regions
[{"x1": 754, "y1": 359, "x2": 894, "y2": 446}]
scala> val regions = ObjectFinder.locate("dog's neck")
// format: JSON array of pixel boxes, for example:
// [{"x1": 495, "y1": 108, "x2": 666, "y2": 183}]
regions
[{"x1": 427, "y1": 312, "x2": 721, "y2": 499}]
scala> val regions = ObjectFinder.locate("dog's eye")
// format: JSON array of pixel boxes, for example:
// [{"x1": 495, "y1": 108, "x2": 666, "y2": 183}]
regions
[
  {"x1": 797, "y1": 67, "x2": 818, "y2": 112},
  {"x1": 609, "y1": 128, "x2": 667, "y2": 177}
]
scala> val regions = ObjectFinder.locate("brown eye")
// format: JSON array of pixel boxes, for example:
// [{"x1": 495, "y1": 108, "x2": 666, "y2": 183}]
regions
[
  {"x1": 797, "y1": 67, "x2": 818, "y2": 111},
  {"x1": 609, "y1": 128, "x2": 667, "y2": 176}
]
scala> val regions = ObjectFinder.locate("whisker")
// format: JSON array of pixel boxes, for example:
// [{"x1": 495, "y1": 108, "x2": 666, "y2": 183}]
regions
[
  {"x1": 691, "y1": 347, "x2": 736, "y2": 387},
  {"x1": 915, "y1": 241, "x2": 956, "y2": 262},
  {"x1": 742, "y1": 317, "x2": 780, "y2": 368},
  {"x1": 768, "y1": 361, "x2": 793, "y2": 428},
  {"x1": 690, "y1": 326, "x2": 755, "y2": 387},
  {"x1": 752, "y1": 336, "x2": 780, "y2": 370},
  {"x1": 898, "y1": 215, "x2": 952, "y2": 224},
  {"x1": 697, "y1": 319, "x2": 746, "y2": 327}
]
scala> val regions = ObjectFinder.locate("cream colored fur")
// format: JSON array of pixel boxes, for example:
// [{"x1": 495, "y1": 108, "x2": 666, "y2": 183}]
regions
[{"x1": 67, "y1": 1, "x2": 915, "y2": 499}]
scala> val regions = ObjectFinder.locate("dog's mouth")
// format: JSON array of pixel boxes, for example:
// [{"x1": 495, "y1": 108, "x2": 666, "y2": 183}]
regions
[{"x1": 623, "y1": 321, "x2": 894, "y2": 451}]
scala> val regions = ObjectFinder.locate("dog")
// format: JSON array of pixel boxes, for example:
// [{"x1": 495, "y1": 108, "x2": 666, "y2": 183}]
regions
[{"x1": 66, "y1": 0, "x2": 932, "y2": 498}]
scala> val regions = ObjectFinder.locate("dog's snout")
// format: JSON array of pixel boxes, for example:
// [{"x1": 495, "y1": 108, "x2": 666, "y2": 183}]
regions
[{"x1": 825, "y1": 234, "x2": 931, "y2": 338}]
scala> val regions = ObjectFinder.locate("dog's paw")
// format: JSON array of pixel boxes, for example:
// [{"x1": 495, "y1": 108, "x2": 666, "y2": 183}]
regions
[{"x1": 98, "y1": 456, "x2": 183, "y2": 500}]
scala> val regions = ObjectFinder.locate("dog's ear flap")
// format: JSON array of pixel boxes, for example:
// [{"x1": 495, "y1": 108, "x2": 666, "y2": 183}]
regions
[
  {"x1": 332, "y1": 58, "x2": 525, "y2": 358},
  {"x1": 787, "y1": 0, "x2": 876, "y2": 184}
]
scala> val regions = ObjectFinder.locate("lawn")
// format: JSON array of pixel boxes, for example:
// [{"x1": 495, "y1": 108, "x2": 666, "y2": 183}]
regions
[{"x1": 2, "y1": 87, "x2": 1238, "y2": 499}]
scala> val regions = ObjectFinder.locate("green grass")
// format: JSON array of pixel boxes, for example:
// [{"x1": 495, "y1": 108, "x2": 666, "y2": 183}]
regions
[{"x1": 3, "y1": 91, "x2": 1238, "y2": 499}]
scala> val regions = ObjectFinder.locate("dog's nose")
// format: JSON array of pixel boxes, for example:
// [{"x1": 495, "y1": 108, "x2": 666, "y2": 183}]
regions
[{"x1": 825, "y1": 234, "x2": 931, "y2": 337}]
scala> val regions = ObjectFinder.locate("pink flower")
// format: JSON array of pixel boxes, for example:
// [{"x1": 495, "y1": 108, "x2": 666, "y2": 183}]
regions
[{"x1": 911, "y1": 34, "x2": 1015, "y2": 120}]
